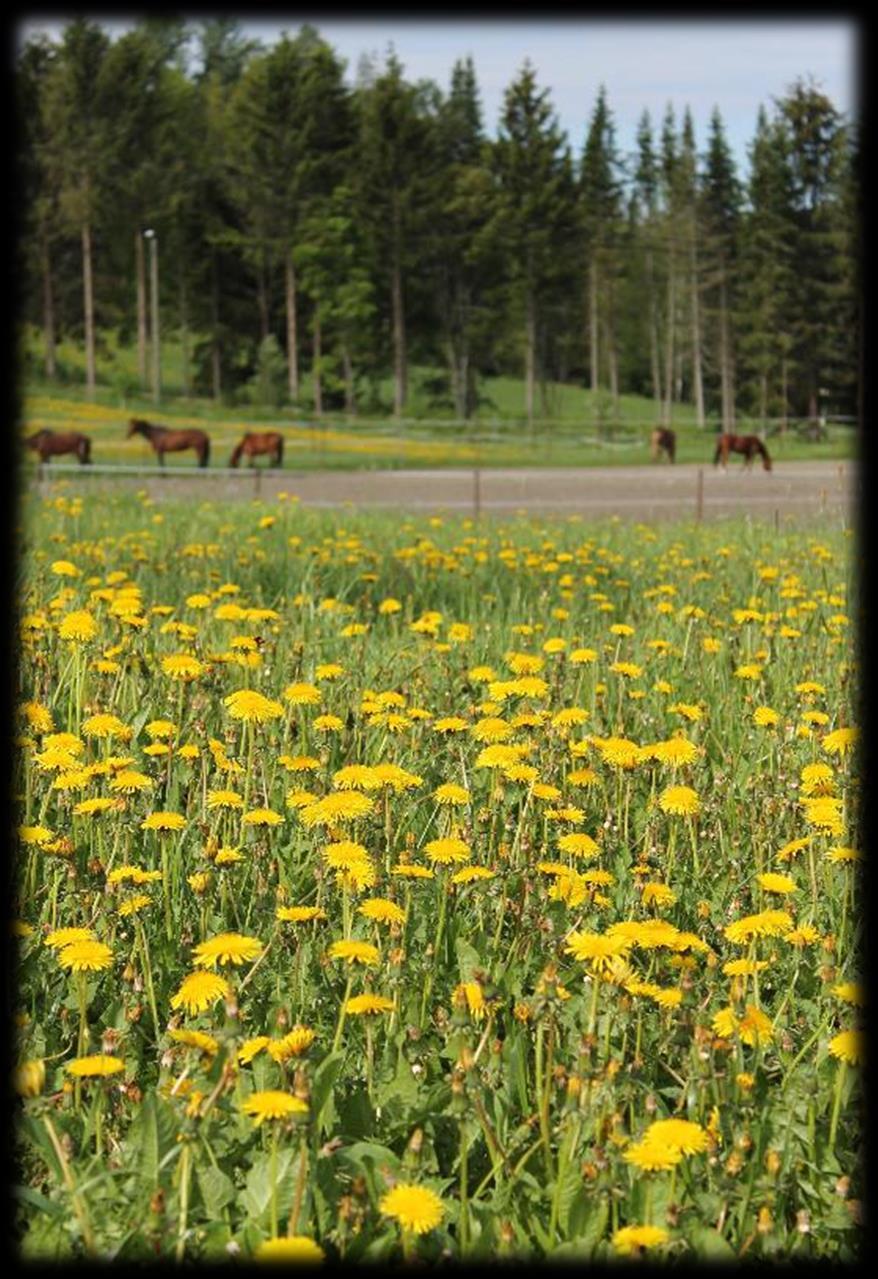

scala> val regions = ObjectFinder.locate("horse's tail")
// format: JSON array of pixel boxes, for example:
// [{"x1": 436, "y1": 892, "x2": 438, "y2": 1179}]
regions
[
  {"x1": 79, "y1": 437, "x2": 92, "y2": 465},
  {"x1": 275, "y1": 436, "x2": 284, "y2": 468},
  {"x1": 713, "y1": 438, "x2": 723, "y2": 466},
  {"x1": 229, "y1": 440, "x2": 243, "y2": 468},
  {"x1": 200, "y1": 436, "x2": 210, "y2": 469}
]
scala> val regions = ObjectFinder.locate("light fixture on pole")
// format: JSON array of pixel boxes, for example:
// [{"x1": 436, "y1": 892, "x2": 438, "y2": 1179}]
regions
[{"x1": 144, "y1": 228, "x2": 160, "y2": 406}]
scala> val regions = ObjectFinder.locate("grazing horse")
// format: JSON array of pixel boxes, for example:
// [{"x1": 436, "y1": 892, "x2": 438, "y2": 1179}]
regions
[
  {"x1": 229, "y1": 431, "x2": 284, "y2": 469},
  {"x1": 713, "y1": 433, "x2": 772, "y2": 472},
  {"x1": 650, "y1": 427, "x2": 676, "y2": 463},
  {"x1": 26, "y1": 429, "x2": 92, "y2": 464},
  {"x1": 127, "y1": 418, "x2": 210, "y2": 468}
]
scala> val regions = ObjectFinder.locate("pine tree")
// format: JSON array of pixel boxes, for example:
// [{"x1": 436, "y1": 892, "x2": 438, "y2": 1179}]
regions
[
  {"x1": 775, "y1": 78, "x2": 856, "y2": 420},
  {"x1": 579, "y1": 86, "x2": 626, "y2": 419},
  {"x1": 700, "y1": 106, "x2": 742, "y2": 430},
  {"x1": 493, "y1": 61, "x2": 576, "y2": 426},
  {"x1": 736, "y1": 105, "x2": 799, "y2": 430}
]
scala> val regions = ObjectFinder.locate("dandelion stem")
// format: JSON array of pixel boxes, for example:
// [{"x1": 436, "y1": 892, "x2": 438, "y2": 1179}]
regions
[
  {"x1": 828, "y1": 1060, "x2": 846, "y2": 1150},
  {"x1": 43, "y1": 1115, "x2": 96, "y2": 1255},
  {"x1": 332, "y1": 973, "x2": 354, "y2": 1052},
  {"x1": 176, "y1": 1139, "x2": 191, "y2": 1261}
]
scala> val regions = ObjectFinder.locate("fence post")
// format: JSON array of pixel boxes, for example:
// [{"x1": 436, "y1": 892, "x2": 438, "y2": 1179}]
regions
[
  {"x1": 695, "y1": 467, "x2": 704, "y2": 522},
  {"x1": 473, "y1": 467, "x2": 481, "y2": 521},
  {"x1": 255, "y1": 466, "x2": 262, "y2": 497}
]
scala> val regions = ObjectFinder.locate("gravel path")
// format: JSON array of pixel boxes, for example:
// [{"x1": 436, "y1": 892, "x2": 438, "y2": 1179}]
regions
[{"x1": 33, "y1": 459, "x2": 857, "y2": 523}]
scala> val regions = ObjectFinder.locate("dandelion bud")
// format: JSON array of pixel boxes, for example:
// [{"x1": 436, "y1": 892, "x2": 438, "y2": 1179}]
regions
[
  {"x1": 757, "y1": 1206, "x2": 773, "y2": 1234},
  {"x1": 645, "y1": 1093, "x2": 657, "y2": 1114},
  {"x1": 835, "y1": 1176, "x2": 850, "y2": 1199},
  {"x1": 796, "y1": 1209, "x2": 811, "y2": 1234},
  {"x1": 765, "y1": 1150, "x2": 781, "y2": 1176},
  {"x1": 149, "y1": 1189, "x2": 165, "y2": 1216},
  {"x1": 13, "y1": 1059, "x2": 45, "y2": 1098},
  {"x1": 276, "y1": 1008, "x2": 289, "y2": 1031}
]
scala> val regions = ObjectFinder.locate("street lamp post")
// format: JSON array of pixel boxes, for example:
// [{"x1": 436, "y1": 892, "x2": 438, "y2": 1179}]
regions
[{"x1": 144, "y1": 228, "x2": 160, "y2": 406}]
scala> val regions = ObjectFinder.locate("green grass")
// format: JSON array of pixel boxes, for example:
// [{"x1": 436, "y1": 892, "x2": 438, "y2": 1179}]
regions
[{"x1": 13, "y1": 494, "x2": 861, "y2": 1262}]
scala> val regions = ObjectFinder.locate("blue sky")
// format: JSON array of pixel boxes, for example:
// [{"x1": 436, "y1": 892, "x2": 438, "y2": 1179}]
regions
[{"x1": 16, "y1": 17, "x2": 857, "y2": 173}]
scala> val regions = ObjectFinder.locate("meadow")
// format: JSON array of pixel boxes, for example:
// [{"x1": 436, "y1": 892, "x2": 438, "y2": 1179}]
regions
[{"x1": 13, "y1": 491, "x2": 861, "y2": 1262}]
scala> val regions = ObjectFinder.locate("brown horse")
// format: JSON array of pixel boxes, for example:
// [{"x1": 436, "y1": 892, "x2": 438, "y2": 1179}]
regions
[
  {"x1": 713, "y1": 433, "x2": 772, "y2": 471},
  {"x1": 229, "y1": 432, "x2": 284, "y2": 469},
  {"x1": 26, "y1": 429, "x2": 92, "y2": 464},
  {"x1": 127, "y1": 418, "x2": 210, "y2": 467},
  {"x1": 650, "y1": 427, "x2": 676, "y2": 463}
]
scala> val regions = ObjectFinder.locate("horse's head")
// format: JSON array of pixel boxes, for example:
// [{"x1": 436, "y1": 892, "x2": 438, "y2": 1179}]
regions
[
  {"x1": 763, "y1": 455, "x2": 773, "y2": 472},
  {"x1": 126, "y1": 418, "x2": 144, "y2": 438}
]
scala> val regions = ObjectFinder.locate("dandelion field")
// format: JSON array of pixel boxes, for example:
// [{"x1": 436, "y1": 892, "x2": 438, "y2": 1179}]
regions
[{"x1": 13, "y1": 490, "x2": 862, "y2": 1262}]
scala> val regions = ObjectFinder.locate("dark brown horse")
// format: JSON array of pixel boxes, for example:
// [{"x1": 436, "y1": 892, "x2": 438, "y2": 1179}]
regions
[
  {"x1": 229, "y1": 431, "x2": 284, "y2": 469},
  {"x1": 26, "y1": 429, "x2": 92, "y2": 464},
  {"x1": 650, "y1": 427, "x2": 676, "y2": 463},
  {"x1": 127, "y1": 418, "x2": 210, "y2": 467},
  {"x1": 713, "y1": 433, "x2": 772, "y2": 471}
]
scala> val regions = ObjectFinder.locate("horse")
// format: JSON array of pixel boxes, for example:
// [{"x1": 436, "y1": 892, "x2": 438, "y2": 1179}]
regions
[
  {"x1": 650, "y1": 427, "x2": 676, "y2": 463},
  {"x1": 229, "y1": 431, "x2": 284, "y2": 469},
  {"x1": 127, "y1": 418, "x2": 210, "y2": 468},
  {"x1": 713, "y1": 433, "x2": 772, "y2": 471},
  {"x1": 25, "y1": 429, "x2": 92, "y2": 465}
]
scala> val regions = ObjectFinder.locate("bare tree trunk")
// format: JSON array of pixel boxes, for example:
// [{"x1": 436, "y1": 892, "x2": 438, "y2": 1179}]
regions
[
  {"x1": 82, "y1": 220, "x2": 96, "y2": 399},
  {"x1": 759, "y1": 370, "x2": 768, "y2": 435},
  {"x1": 690, "y1": 240, "x2": 705, "y2": 427},
  {"x1": 391, "y1": 199, "x2": 406, "y2": 417},
  {"x1": 446, "y1": 340, "x2": 462, "y2": 419},
  {"x1": 341, "y1": 341, "x2": 356, "y2": 415},
  {"x1": 285, "y1": 250, "x2": 299, "y2": 402},
  {"x1": 136, "y1": 230, "x2": 147, "y2": 389},
  {"x1": 718, "y1": 274, "x2": 734, "y2": 431},
  {"x1": 257, "y1": 248, "x2": 270, "y2": 342},
  {"x1": 589, "y1": 262, "x2": 599, "y2": 394},
  {"x1": 459, "y1": 350, "x2": 470, "y2": 420},
  {"x1": 607, "y1": 333, "x2": 619, "y2": 413},
  {"x1": 312, "y1": 305, "x2": 322, "y2": 418},
  {"x1": 40, "y1": 226, "x2": 56, "y2": 380},
  {"x1": 525, "y1": 287, "x2": 536, "y2": 429},
  {"x1": 645, "y1": 246, "x2": 662, "y2": 413},
  {"x1": 179, "y1": 271, "x2": 190, "y2": 398},
  {"x1": 780, "y1": 352, "x2": 788, "y2": 436},
  {"x1": 211, "y1": 253, "x2": 222, "y2": 401},
  {"x1": 663, "y1": 250, "x2": 676, "y2": 427}
]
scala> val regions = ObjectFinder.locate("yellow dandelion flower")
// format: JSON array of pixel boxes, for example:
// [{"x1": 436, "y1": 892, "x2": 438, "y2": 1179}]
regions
[
  {"x1": 658, "y1": 784, "x2": 700, "y2": 816},
  {"x1": 65, "y1": 1055, "x2": 125, "y2": 1078},
  {"x1": 757, "y1": 872, "x2": 796, "y2": 894},
  {"x1": 345, "y1": 994, "x2": 395, "y2": 1016},
  {"x1": 327, "y1": 940, "x2": 379, "y2": 966},
  {"x1": 359, "y1": 898, "x2": 405, "y2": 926},
  {"x1": 613, "y1": 1224, "x2": 670, "y2": 1254},
  {"x1": 192, "y1": 932, "x2": 263, "y2": 968},
  {"x1": 253, "y1": 1236, "x2": 324, "y2": 1262},
  {"x1": 241, "y1": 1090, "x2": 309, "y2": 1125},
  {"x1": 224, "y1": 689, "x2": 284, "y2": 722},
  {"x1": 170, "y1": 971, "x2": 232, "y2": 1016},
  {"x1": 828, "y1": 1030, "x2": 864, "y2": 1066},
  {"x1": 57, "y1": 940, "x2": 113, "y2": 972},
  {"x1": 379, "y1": 1184, "x2": 444, "y2": 1234}
]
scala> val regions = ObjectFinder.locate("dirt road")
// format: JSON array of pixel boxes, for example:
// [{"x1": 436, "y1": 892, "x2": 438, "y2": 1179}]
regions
[{"x1": 33, "y1": 460, "x2": 857, "y2": 523}]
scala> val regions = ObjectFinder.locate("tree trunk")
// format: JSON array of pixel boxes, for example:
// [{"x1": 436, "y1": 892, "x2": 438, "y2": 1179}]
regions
[
  {"x1": 780, "y1": 353, "x2": 788, "y2": 436},
  {"x1": 136, "y1": 230, "x2": 147, "y2": 389},
  {"x1": 391, "y1": 197, "x2": 406, "y2": 417},
  {"x1": 759, "y1": 370, "x2": 768, "y2": 435},
  {"x1": 459, "y1": 350, "x2": 470, "y2": 420},
  {"x1": 312, "y1": 305, "x2": 322, "y2": 418},
  {"x1": 179, "y1": 271, "x2": 190, "y2": 398},
  {"x1": 589, "y1": 261, "x2": 599, "y2": 394},
  {"x1": 285, "y1": 250, "x2": 299, "y2": 402},
  {"x1": 82, "y1": 220, "x2": 96, "y2": 399},
  {"x1": 718, "y1": 274, "x2": 734, "y2": 431},
  {"x1": 524, "y1": 287, "x2": 536, "y2": 429},
  {"x1": 663, "y1": 252, "x2": 675, "y2": 427},
  {"x1": 645, "y1": 245, "x2": 662, "y2": 413},
  {"x1": 607, "y1": 332, "x2": 619, "y2": 413},
  {"x1": 211, "y1": 253, "x2": 222, "y2": 401},
  {"x1": 40, "y1": 225, "x2": 56, "y2": 380},
  {"x1": 690, "y1": 237, "x2": 705, "y2": 427},
  {"x1": 341, "y1": 340, "x2": 356, "y2": 415},
  {"x1": 257, "y1": 248, "x2": 270, "y2": 342}
]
